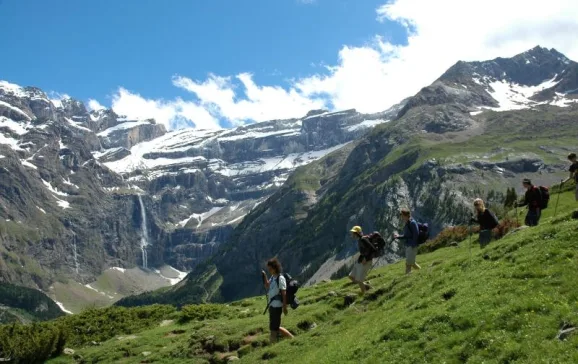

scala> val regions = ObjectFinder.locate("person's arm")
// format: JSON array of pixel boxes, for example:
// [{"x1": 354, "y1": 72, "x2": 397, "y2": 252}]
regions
[
  {"x1": 517, "y1": 192, "x2": 529, "y2": 207},
  {"x1": 261, "y1": 271, "x2": 270, "y2": 290},
  {"x1": 564, "y1": 167, "x2": 576, "y2": 183}
]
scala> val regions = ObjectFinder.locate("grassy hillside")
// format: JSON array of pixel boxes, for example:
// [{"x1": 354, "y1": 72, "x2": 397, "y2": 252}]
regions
[
  {"x1": 127, "y1": 104, "x2": 578, "y2": 308},
  {"x1": 0, "y1": 191, "x2": 573, "y2": 363}
]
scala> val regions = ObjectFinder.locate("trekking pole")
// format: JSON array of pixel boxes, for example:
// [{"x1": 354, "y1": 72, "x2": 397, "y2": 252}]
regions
[
  {"x1": 468, "y1": 224, "x2": 472, "y2": 268},
  {"x1": 554, "y1": 179, "x2": 564, "y2": 218}
]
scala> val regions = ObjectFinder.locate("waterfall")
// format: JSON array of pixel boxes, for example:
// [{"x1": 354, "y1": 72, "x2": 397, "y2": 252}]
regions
[
  {"x1": 138, "y1": 195, "x2": 149, "y2": 269},
  {"x1": 72, "y1": 234, "x2": 80, "y2": 275}
]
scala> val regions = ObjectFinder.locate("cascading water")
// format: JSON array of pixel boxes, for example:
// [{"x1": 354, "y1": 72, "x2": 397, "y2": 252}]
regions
[
  {"x1": 72, "y1": 234, "x2": 80, "y2": 275},
  {"x1": 137, "y1": 195, "x2": 149, "y2": 269}
]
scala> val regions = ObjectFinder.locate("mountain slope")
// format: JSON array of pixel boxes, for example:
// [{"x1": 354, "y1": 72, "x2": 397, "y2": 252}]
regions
[
  {"x1": 123, "y1": 46, "x2": 578, "y2": 306},
  {"x1": 0, "y1": 80, "x2": 405, "y2": 313},
  {"x1": 4, "y1": 190, "x2": 576, "y2": 363}
]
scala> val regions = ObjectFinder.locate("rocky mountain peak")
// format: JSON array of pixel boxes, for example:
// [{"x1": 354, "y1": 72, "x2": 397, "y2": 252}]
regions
[
  {"x1": 397, "y1": 45, "x2": 578, "y2": 122},
  {"x1": 304, "y1": 109, "x2": 329, "y2": 118}
]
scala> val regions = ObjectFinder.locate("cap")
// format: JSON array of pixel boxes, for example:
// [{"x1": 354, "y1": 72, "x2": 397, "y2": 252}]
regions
[{"x1": 350, "y1": 226, "x2": 362, "y2": 234}]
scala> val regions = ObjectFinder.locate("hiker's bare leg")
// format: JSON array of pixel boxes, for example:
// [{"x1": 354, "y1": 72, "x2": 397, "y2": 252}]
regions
[
  {"x1": 270, "y1": 330, "x2": 279, "y2": 343},
  {"x1": 358, "y1": 282, "x2": 366, "y2": 294},
  {"x1": 405, "y1": 264, "x2": 411, "y2": 274},
  {"x1": 279, "y1": 327, "x2": 294, "y2": 339}
]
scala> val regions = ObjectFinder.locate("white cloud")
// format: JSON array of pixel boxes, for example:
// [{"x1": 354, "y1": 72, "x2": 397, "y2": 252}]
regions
[
  {"x1": 172, "y1": 73, "x2": 325, "y2": 125},
  {"x1": 295, "y1": 0, "x2": 578, "y2": 113},
  {"x1": 110, "y1": 88, "x2": 220, "y2": 130},
  {"x1": 95, "y1": 0, "x2": 578, "y2": 130},
  {"x1": 87, "y1": 99, "x2": 105, "y2": 111}
]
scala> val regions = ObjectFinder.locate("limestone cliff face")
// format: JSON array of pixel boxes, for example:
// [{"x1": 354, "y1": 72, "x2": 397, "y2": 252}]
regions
[{"x1": 0, "y1": 80, "x2": 400, "y2": 296}]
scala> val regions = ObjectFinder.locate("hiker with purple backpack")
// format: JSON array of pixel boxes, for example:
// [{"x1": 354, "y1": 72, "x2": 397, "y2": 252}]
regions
[{"x1": 394, "y1": 208, "x2": 423, "y2": 275}]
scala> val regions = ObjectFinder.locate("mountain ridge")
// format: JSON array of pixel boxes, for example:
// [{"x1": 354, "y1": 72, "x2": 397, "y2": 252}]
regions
[{"x1": 116, "y1": 45, "x2": 578, "y2": 307}]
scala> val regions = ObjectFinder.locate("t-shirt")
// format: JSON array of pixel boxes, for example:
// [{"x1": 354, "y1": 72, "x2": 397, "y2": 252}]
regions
[
  {"x1": 475, "y1": 209, "x2": 499, "y2": 230},
  {"x1": 268, "y1": 274, "x2": 287, "y2": 308},
  {"x1": 357, "y1": 236, "x2": 376, "y2": 262},
  {"x1": 399, "y1": 218, "x2": 420, "y2": 247},
  {"x1": 570, "y1": 162, "x2": 578, "y2": 182}
]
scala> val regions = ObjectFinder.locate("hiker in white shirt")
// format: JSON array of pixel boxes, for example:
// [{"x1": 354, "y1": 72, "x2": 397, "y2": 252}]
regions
[{"x1": 261, "y1": 258, "x2": 294, "y2": 343}]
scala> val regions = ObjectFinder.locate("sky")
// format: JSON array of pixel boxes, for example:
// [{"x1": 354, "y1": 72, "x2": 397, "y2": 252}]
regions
[{"x1": 1, "y1": 0, "x2": 577, "y2": 130}]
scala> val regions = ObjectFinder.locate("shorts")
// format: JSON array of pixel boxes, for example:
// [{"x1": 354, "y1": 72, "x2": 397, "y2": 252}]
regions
[
  {"x1": 269, "y1": 307, "x2": 282, "y2": 331},
  {"x1": 479, "y1": 229, "x2": 492, "y2": 248},
  {"x1": 405, "y1": 246, "x2": 418, "y2": 265},
  {"x1": 349, "y1": 261, "x2": 371, "y2": 282}
]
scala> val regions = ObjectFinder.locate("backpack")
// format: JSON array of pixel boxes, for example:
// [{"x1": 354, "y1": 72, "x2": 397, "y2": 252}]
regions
[
  {"x1": 535, "y1": 186, "x2": 550, "y2": 209},
  {"x1": 363, "y1": 232, "x2": 387, "y2": 259},
  {"x1": 276, "y1": 273, "x2": 300, "y2": 310},
  {"x1": 416, "y1": 222, "x2": 429, "y2": 245},
  {"x1": 487, "y1": 210, "x2": 499, "y2": 229}
]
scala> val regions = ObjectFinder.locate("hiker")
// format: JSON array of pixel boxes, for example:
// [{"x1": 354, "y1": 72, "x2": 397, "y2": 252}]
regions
[
  {"x1": 393, "y1": 208, "x2": 421, "y2": 274},
  {"x1": 563, "y1": 153, "x2": 578, "y2": 201},
  {"x1": 515, "y1": 178, "x2": 542, "y2": 226},
  {"x1": 470, "y1": 198, "x2": 499, "y2": 248},
  {"x1": 261, "y1": 258, "x2": 294, "y2": 343},
  {"x1": 348, "y1": 226, "x2": 376, "y2": 295}
]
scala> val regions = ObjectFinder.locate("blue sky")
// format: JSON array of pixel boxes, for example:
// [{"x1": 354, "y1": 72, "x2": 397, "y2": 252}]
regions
[
  {"x1": 1, "y1": 0, "x2": 576, "y2": 129},
  {"x1": 0, "y1": 1, "x2": 403, "y2": 109}
]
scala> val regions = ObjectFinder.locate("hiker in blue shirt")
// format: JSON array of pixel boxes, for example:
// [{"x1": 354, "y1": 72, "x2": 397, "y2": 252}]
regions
[{"x1": 393, "y1": 208, "x2": 422, "y2": 275}]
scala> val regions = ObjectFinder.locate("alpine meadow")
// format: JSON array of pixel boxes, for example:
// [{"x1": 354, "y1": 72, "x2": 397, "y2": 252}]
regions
[{"x1": 1, "y1": 1, "x2": 578, "y2": 363}]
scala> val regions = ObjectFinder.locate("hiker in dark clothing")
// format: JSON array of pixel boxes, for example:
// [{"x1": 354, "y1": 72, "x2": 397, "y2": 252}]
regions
[
  {"x1": 348, "y1": 226, "x2": 376, "y2": 295},
  {"x1": 261, "y1": 258, "x2": 294, "y2": 343},
  {"x1": 394, "y1": 208, "x2": 421, "y2": 275},
  {"x1": 563, "y1": 153, "x2": 578, "y2": 201},
  {"x1": 515, "y1": 178, "x2": 542, "y2": 226},
  {"x1": 470, "y1": 198, "x2": 499, "y2": 248}
]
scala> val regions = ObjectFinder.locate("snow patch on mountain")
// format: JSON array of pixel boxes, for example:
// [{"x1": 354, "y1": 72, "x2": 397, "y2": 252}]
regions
[
  {"x1": 20, "y1": 159, "x2": 37, "y2": 169},
  {"x1": 486, "y1": 76, "x2": 560, "y2": 111},
  {"x1": 0, "y1": 81, "x2": 27, "y2": 97},
  {"x1": 0, "y1": 116, "x2": 29, "y2": 135},
  {"x1": 346, "y1": 119, "x2": 389, "y2": 131},
  {"x1": 41, "y1": 179, "x2": 69, "y2": 197},
  {"x1": 211, "y1": 142, "x2": 351, "y2": 178},
  {"x1": 179, "y1": 206, "x2": 224, "y2": 228},
  {"x1": 65, "y1": 117, "x2": 92, "y2": 132},
  {"x1": 97, "y1": 120, "x2": 153, "y2": 136},
  {"x1": 0, "y1": 100, "x2": 31, "y2": 120}
]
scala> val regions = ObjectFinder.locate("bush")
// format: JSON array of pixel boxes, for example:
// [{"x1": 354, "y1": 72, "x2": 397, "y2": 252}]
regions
[
  {"x1": 0, "y1": 322, "x2": 66, "y2": 363},
  {"x1": 420, "y1": 217, "x2": 520, "y2": 253},
  {"x1": 179, "y1": 304, "x2": 230, "y2": 324},
  {"x1": 60, "y1": 304, "x2": 176, "y2": 347}
]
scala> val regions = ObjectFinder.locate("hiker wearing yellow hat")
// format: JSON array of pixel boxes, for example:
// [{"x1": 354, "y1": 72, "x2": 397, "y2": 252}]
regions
[{"x1": 348, "y1": 226, "x2": 376, "y2": 295}]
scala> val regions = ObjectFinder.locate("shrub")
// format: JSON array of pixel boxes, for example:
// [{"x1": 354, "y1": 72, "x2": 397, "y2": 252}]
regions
[
  {"x1": 179, "y1": 304, "x2": 230, "y2": 324},
  {"x1": 420, "y1": 217, "x2": 520, "y2": 253},
  {"x1": 0, "y1": 322, "x2": 66, "y2": 364},
  {"x1": 58, "y1": 304, "x2": 176, "y2": 347}
]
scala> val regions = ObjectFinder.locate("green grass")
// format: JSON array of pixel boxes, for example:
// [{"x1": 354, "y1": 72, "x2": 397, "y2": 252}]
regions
[{"x1": 31, "y1": 192, "x2": 578, "y2": 363}]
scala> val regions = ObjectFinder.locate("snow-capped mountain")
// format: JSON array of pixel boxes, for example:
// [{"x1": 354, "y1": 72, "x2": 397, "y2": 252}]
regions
[
  {"x1": 399, "y1": 46, "x2": 578, "y2": 120},
  {"x1": 0, "y1": 78, "x2": 404, "y2": 311}
]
